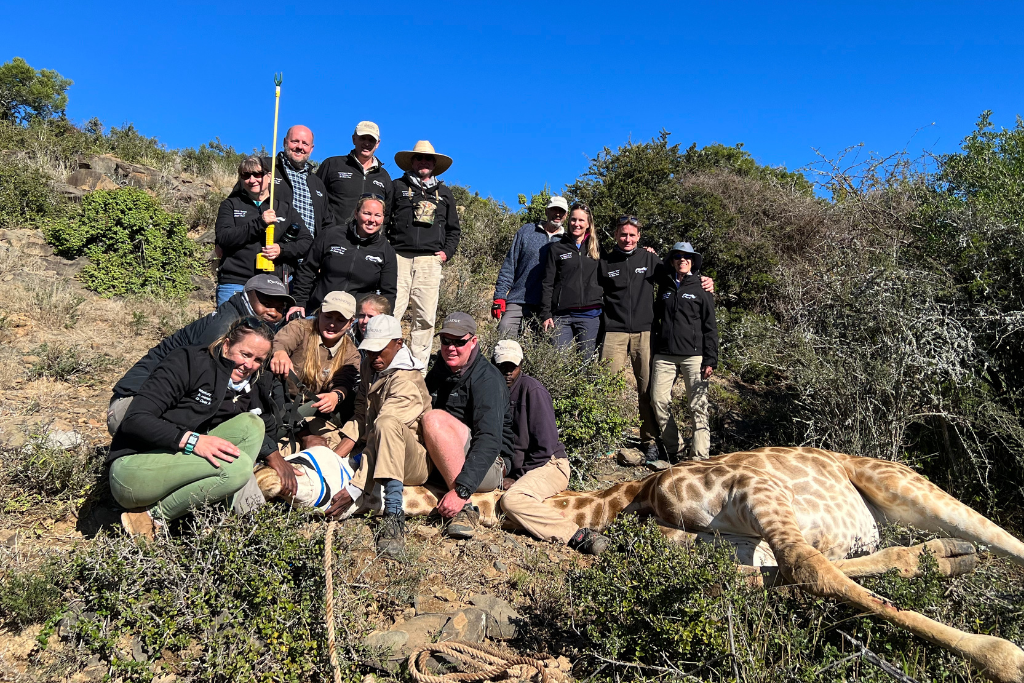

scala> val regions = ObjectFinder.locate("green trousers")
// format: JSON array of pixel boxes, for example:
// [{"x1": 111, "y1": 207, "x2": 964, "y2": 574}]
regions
[{"x1": 109, "y1": 413, "x2": 265, "y2": 521}]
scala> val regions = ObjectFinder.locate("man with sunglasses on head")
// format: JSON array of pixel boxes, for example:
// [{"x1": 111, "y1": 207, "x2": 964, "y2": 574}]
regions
[
  {"x1": 492, "y1": 196, "x2": 568, "y2": 335},
  {"x1": 315, "y1": 121, "x2": 394, "y2": 225},
  {"x1": 389, "y1": 141, "x2": 461, "y2": 366},
  {"x1": 264, "y1": 125, "x2": 334, "y2": 239},
  {"x1": 599, "y1": 215, "x2": 715, "y2": 466},
  {"x1": 421, "y1": 312, "x2": 513, "y2": 539}
]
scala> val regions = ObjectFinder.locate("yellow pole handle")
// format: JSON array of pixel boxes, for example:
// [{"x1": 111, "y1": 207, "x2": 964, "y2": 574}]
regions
[{"x1": 257, "y1": 84, "x2": 282, "y2": 272}]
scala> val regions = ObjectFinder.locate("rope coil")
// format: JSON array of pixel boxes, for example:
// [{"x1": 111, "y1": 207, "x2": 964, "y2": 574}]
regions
[{"x1": 408, "y1": 641, "x2": 562, "y2": 683}]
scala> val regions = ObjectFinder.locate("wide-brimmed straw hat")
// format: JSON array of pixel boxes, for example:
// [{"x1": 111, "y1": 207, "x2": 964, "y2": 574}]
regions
[{"x1": 394, "y1": 140, "x2": 453, "y2": 176}]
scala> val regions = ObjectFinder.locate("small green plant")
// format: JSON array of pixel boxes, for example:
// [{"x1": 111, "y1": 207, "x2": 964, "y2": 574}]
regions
[
  {"x1": 0, "y1": 155, "x2": 65, "y2": 229},
  {"x1": 128, "y1": 310, "x2": 147, "y2": 336},
  {"x1": 44, "y1": 187, "x2": 204, "y2": 299},
  {"x1": 28, "y1": 342, "x2": 115, "y2": 383},
  {"x1": 0, "y1": 561, "x2": 69, "y2": 628}
]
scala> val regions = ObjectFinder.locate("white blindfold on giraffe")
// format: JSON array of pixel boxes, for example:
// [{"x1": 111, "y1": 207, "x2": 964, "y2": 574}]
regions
[{"x1": 256, "y1": 446, "x2": 362, "y2": 514}]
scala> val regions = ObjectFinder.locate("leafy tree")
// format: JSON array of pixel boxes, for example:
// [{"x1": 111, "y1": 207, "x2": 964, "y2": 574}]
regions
[
  {"x1": 516, "y1": 184, "x2": 552, "y2": 225},
  {"x1": 0, "y1": 57, "x2": 72, "y2": 124}
]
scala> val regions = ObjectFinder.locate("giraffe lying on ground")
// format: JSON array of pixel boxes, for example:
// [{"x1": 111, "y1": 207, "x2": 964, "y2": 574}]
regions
[{"x1": 258, "y1": 446, "x2": 1024, "y2": 683}]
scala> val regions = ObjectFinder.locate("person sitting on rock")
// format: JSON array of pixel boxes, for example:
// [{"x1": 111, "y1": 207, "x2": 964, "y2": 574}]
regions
[
  {"x1": 269, "y1": 291, "x2": 361, "y2": 463},
  {"x1": 108, "y1": 317, "x2": 282, "y2": 539},
  {"x1": 421, "y1": 312, "x2": 514, "y2": 540},
  {"x1": 319, "y1": 315, "x2": 432, "y2": 557},
  {"x1": 493, "y1": 340, "x2": 609, "y2": 555}
]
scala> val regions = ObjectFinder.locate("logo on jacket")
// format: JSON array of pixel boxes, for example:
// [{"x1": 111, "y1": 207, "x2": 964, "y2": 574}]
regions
[
  {"x1": 316, "y1": 190, "x2": 323, "y2": 197},
  {"x1": 661, "y1": 292, "x2": 672, "y2": 299},
  {"x1": 274, "y1": 177, "x2": 281, "y2": 184},
  {"x1": 608, "y1": 269, "x2": 620, "y2": 277},
  {"x1": 401, "y1": 190, "x2": 414, "y2": 198},
  {"x1": 373, "y1": 180, "x2": 384, "y2": 188},
  {"x1": 365, "y1": 255, "x2": 383, "y2": 263},
  {"x1": 338, "y1": 172, "x2": 353, "y2": 179},
  {"x1": 559, "y1": 253, "x2": 573, "y2": 260},
  {"x1": 233, "y1": 210, "x2": 247, "y2": 218},
  {"x1": 194, "y1": 388, "x2": 212, "y2": 405},
  {"x1": 635, "y1": 266, "x2": 648, "y2": 274},
  {"x1": 681, "y1": 293, "x2": 697, "y2": 300},
  {"x1": 330, "y1": 246, "x2": 347, "y2": 256}
]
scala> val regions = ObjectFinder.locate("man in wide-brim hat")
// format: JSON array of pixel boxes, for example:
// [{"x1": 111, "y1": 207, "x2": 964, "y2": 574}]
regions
[{"x1": 388, "y1": 140, "x2": 461, "y2": 366}]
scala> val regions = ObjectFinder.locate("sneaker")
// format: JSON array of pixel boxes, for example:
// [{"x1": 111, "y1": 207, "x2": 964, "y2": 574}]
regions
[
  {"x1": 376, "y1": 512, "x2": 406, "y2": 557},
  {"x1": 567, "y1": 528, "x2": 610, "y2": 555},
  {"x1": 121, "y1": 508, "x2": 156, "y2": 540},
  {"x1": 445, "y1": 503, "x2": 480, "y2": 540}
]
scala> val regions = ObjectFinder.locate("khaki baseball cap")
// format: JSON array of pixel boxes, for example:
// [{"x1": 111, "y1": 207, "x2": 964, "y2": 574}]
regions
[
  {"x1": 358, "y1": 314, "x2": 403, "y2": 352},
  {"x1": 354, "y1": 121, "x2": 380, "y2": 141},
  {"x1": 320, "y1": 291, "x2": 356, "y2": 319},
  {"x1": 436, "y1": 311, "x2": 477, "y2": 338},
  {"x1": 492, "y1": 340, "x2": 523, "y2": 366},
  {"x1": 546, "y1": 196, "x2": 569, "y2": 212}
]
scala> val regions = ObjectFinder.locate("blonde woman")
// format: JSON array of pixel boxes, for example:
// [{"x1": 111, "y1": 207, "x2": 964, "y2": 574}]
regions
[
  {"x1": 270, "y1": 291, "x2": 361, "y2": 451},
  {"x1": 539, "y1": 202, "x2": 603, "y2": 355}
]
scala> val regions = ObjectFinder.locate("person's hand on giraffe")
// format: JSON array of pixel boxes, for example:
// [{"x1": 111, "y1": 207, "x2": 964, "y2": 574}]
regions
[{"x1": 437, "y1": 489, "x2": 469, "y2": 518}]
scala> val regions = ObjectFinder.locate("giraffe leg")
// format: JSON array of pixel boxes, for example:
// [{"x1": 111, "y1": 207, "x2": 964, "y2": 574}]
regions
[
  {"x1": 834, "y1": 538, "x2": 978, "y2": 579},
  {"x1": 845, "y1": 456, "x2": 1024, "y2": 564},
  {"x1": 750, "y1": 489, "x2": 1024, "y2": 683}
]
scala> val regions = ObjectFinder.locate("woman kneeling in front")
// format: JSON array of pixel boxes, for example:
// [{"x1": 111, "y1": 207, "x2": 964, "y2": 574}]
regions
[{"x1": 107, "y1": 317, "x2": 283, "y2": 538}]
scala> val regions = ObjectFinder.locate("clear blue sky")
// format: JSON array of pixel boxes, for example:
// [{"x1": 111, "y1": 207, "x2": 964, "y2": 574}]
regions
[{"x1": 10, "y1": 1, "x2": 1024, "y2": 206}]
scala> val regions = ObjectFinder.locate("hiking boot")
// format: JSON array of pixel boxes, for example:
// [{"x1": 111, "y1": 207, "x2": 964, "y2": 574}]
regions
[
  {"x1": 567, "y1": 528, "x2": 610, "y2": 555},
  {"x1": 445, "y1": 503, "x2": 480, "y2": 540},
  {"x1": 644, "y1": 442, "x2": 661, "y2": 462},
  {"x1": 645, "y1": 442, "x2": 671, "y2": 471},
  {"x1": 376, "y1": 512, "x2": 406, "y2": 558},
  {"x1": 121, "y1": 508, "x2": 156, "y2": 540}
]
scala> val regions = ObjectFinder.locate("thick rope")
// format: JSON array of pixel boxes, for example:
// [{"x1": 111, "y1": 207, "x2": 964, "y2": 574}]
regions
[
  {"x1": 325, "y1": 519, "x2": 342, "y2": 683},
  {"x1": 408, "y1": 640, "x2": 558, "y2": 683}
]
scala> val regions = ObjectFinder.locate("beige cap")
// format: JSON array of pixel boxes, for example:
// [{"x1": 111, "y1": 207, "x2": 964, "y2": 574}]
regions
[
  {"x1": 394, "y1": 140, "x2": 453, "y2": 176},
  {"x1": 358, "y1": 314, "x2": 403, "y2": 352},
  {"x1": 320, "y1": 291, "x2": 356, "y2": 319},
  {"x1": 546, "y1": 196, "x2": 568, "y2": 212},
  {"x1": 492, "y1": 339, "x2": 523, "y2": 366},
  {"x1": 354, "y1": 121, "x2": 380, "y2": 141}
]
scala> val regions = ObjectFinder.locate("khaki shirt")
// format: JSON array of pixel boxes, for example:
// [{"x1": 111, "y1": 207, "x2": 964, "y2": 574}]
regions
[
  {"x1": 272, "y1": 319, "x2": 360, "y2": 397},
  {"x1": 341, "y1": 355, "x2": 431, "y2": 445}
]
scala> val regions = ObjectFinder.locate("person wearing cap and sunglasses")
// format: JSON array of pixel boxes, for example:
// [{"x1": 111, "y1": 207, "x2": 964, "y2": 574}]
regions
[
  {"x1": 108, "y1": 274, "x2": 294, "y2": 437},
  {"x1": 108, "y1": 317, "x2": 285, "y2": 539},
  {"x1": 215, "y1": 156, "x2": 311, "y2": 307},
  {"x1": 288, "y1": 195, "x2": 398, "y2": 318},
  {"x1": 650, "y1": 242, "x2": 719, "y2": 462},
  {"x1": 492, "y1": 196, "x2": 568, "y2": 335},
  {"x1": 263, "y1": 125, "x2": 335, "y2": 239},
  {"x1": 389, "y1": 141, "x2": 462, "y2": 366},
  {"x1": 315, "y1": 121, "x2": 394, "y2": 225},
  {"x1": 421, "y1": 312, "x2": 514, "y2": 539},
  {"x1": 493, "y1": 340, "x2": 610, "y2": 555},
  {"x1": 539, "y1": 202, "x2": 603, "y2": 355},
  {"x1": 270, "y1": 291, "x2": 361, "y2": 461},
  {"x1": 320, "y1": 315, "x2": 433, "y2": 556},
  {"x1": 598, "y1": 215, "x2": 715, "y2": 464}
]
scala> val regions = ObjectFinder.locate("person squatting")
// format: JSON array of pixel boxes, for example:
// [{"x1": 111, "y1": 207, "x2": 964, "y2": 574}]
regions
[{"x1": 106, "y1": 122, "x2": 719, "y2": 558}]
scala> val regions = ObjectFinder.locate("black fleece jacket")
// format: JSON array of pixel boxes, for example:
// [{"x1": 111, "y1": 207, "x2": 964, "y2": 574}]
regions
[
  {"x1": 290, "y1": 223, "x2": 398, "y2": 312},
  {"x1": 264, "y1": 153, "x2": 336, "y2": 237},
  {"x1": 539, "y1": 236, "x2": 603, "y2": 320},
  {"x1": 425, "y1": 348, "x2": 514, "y2": 493},
  {"x1": 315, "y1": 154, "x2": 394, "y2": 225},
  {"x1": 507, "y1": 373, "x2": 566, "y2": 479},
  {"x1": 112, "y1": 293, "x2": 256, "y2": 399},
  {"x1": 651, "y1": 264, "x2": 719, "y2": 367},
  {"x1": 107, "y1": 345, "x2": 279, "y2": 463},
  {"x1": 389, "y1": 174, "x2": 461, "y2": 259},
  {"x1": 215, "y1": 189, "x2": 312, "y2": 285},
  {"x1": 598, "y1": 248, "x2": 661, "y2": 333}
]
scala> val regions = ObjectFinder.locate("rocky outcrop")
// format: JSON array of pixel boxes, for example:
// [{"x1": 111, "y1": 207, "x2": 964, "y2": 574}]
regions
[{"x1": 67, "y1": 154, "x2": 230, "y2": 208}]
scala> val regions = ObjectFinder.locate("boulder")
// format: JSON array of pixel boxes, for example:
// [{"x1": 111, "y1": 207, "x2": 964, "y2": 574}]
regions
[
  {"x1": 66, "y1": 169, "x2": 118, "y2": 192},
  {"x1": 439, "y1": 608, "x2": 488, "y2": 643},
  {"x1": 364, "y1": 613, "x2": 448, "y2": 662},
  {"x1": 467, "y1": 594, "x2": 521, "y2": 640},
  {"x1": 76, "y1": 154, "x2": 118, "y2": 176},
  {"x1": 616, "y1": 448, "x2": 645, "y2": 466}
]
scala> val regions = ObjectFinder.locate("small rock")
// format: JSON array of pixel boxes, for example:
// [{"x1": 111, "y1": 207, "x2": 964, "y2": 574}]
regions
[
  {"x1": 488, "y1": 544, "x2": 499, "y2": 554},
  {"x1": 440, "y1": 608, "x2": 487, "y2": 643},
  {"x1": 646, "y1": 459, "x2": 672, "y2": 472},
  {"x1": 493, "y1": 560, "x2": 508, "y2": 573},
  {"x1": 131, "y1": 636, "x2": 148, "y2": 662},
  {"x1": 43, "y1": 430, "x2": 84, "y2": 450},
  {"x1": 414, "y1": 525, "x2": 440, "y2": 538},
  {"x1": 616, "y1": 448, "x2": 645, "y2": 466},
  {"x1": 434, "y1": 587, "x2": 458, "y2": 602},
  {"x1": 468, "y1": 594, "x2": 521, "y2": 640}
]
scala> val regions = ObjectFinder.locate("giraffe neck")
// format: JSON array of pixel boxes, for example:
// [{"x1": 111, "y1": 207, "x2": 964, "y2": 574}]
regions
[{"x1": 561, "y1": 477, "x2": 657, "y2": 531}]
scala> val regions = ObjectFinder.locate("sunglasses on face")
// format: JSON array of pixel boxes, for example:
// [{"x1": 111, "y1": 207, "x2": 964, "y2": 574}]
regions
[
  {"x1": 240, "y1": 171, "x2": 266, "y2": 180},
  {"x1": 238, "y1": 316, "x2": 275, "y2": 332},
  {"x1": 671, "y1": 254, "x2": 692, "y2": 261},
  {"x1": 439, "y1": 335, "x2": 472, "y2": 348}
]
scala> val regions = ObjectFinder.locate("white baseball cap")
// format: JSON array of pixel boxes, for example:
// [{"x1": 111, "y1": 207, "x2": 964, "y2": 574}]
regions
[
  {"x1": 546, "y1": 196, "x2": 569, "y2": 212},
  {"x1": 492, "y1": 339, "x2": 524, "y2": 366},
  {"x1": 358, "y1": 314, "x2": 403, "y2": 352}
]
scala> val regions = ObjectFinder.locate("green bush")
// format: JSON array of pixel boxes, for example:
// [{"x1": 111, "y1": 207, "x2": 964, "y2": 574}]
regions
[
  {"x1": 0, "y1": 432, "x2": 101, "y2": 513},
  {"x1": 0, "y1": 561, "x2": 69, "y2": 628},
  {"x1": 0, "y1": 155, "x2": 64, "y2": 228},
  {"x1": 44, "y1": 187, "x2": 203, "y2": 298},
  {"x1": 27, "y1": 342, "x2": 116, "y2": 383}
]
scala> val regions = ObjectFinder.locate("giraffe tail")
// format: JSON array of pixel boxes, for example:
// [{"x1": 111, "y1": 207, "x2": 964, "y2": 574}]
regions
[{"x1": 844, "y1": 456, "x2": 1024, "y2": 565}]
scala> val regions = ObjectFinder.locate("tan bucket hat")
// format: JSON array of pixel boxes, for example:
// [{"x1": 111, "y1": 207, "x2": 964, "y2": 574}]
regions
[{"x1": 394, "y1": 140, "x2": 453, "y2": 176}]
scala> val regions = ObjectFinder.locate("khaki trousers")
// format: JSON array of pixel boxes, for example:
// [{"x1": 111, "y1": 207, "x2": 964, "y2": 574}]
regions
[
  {"x1": 350, "y1": 415, "x2": 432, "y2": 491},
  {"x1": 600, "y1": 331, "x2": 655, "y2": 445},
  {"x1": 500, "y1": 456, "x2": 577, "y2": 544},
  {"x1": 650, "y1": 354, "x2": 710, "y2": 460},
  {"x1": 394, "y1": 253, "x2": 443, "y2": 366}
]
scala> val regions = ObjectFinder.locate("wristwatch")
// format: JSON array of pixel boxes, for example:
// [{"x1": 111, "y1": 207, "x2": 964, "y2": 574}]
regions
[
  {"x1": 183, "y1": 432, "x2": 200, "y2": 455},
  {"x1": 454, "y1": 483, "x2": 472, "y2": 500}
]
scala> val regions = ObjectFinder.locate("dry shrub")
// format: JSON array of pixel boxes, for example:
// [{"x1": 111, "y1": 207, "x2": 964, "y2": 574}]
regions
[{"x1": 28, "y1": 277, "x2": 84, "y2": 328}]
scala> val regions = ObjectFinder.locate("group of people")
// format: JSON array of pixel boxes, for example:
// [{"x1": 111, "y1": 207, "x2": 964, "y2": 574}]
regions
[
  {"x1": 493, "y1": 197, "x2": 719, "y2": 464},
  {"x1": 102, "y1": 122, "x2": 719, "y2": 558}
]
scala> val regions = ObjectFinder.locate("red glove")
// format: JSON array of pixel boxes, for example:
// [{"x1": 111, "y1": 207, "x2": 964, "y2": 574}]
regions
[{"x1": 491, "y1": 299, "x2": 506, "y2": 321}]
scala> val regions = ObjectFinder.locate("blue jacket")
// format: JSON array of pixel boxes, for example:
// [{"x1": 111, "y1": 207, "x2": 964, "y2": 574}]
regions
[{"x1": 493, "y1": 223, "x2": 564, "y2": 305}]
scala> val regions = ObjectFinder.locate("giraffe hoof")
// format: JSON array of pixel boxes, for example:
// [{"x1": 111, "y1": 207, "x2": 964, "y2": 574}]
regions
[{"x1": 925, "y1": 539, "x2": 978, "y2": 577}]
